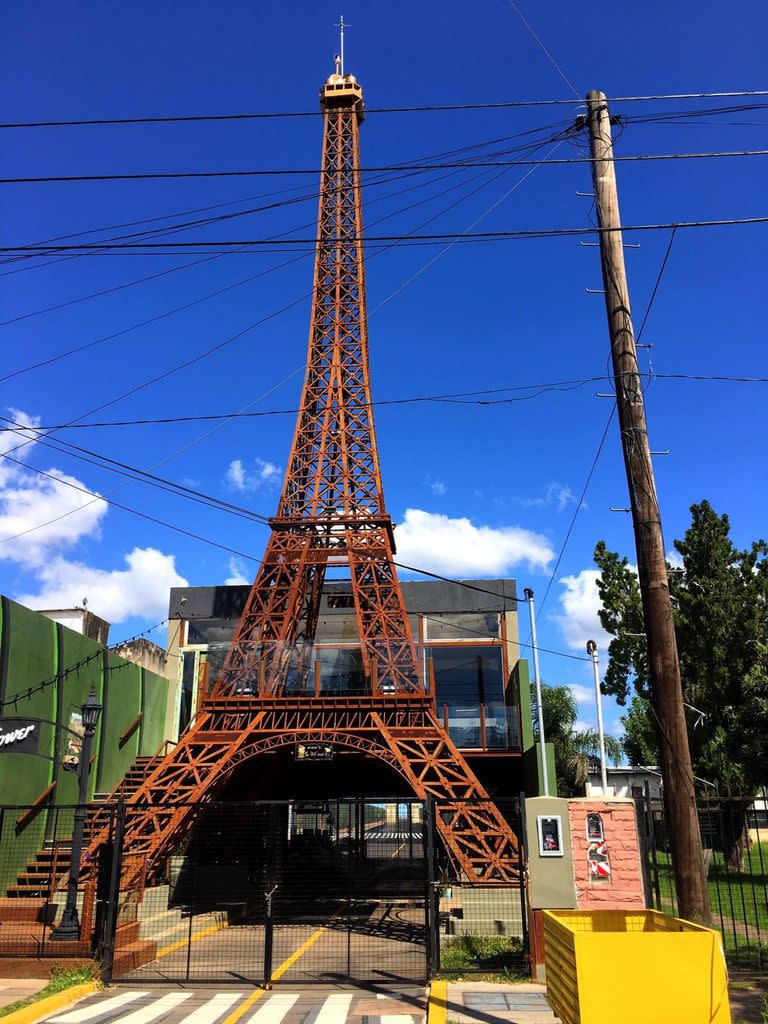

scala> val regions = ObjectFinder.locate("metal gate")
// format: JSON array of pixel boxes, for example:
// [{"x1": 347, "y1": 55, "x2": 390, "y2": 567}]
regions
[
  {"x1": 429, "y1": 798, "x2": 530, "y2": 979},
  {"x1": 109, "y1": 799, "x2": 429, "y2": 985}
]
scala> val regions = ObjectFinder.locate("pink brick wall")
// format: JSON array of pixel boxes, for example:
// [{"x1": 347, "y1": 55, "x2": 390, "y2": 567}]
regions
[{"x1": 567, "y1": 799, "x2": 646, "y2": 909}]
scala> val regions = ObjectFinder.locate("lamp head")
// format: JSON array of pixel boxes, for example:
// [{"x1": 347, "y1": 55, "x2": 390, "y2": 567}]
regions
[{"x1": 81, "y1": 687, "x2": 102, "y2": 733}]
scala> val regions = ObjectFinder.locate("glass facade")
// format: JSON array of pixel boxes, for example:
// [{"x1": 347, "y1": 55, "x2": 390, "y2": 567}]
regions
[{"x1": 174, "y1": 586, "x2": 521, "y2": 751}]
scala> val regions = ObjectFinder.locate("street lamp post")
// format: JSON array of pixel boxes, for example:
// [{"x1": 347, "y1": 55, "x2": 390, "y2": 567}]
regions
[
  {"x1": 51, "y1": 687, "x2": 102, "y2": 942},
  {"x1": 586, "y1": 640, "x2": 609, "y2": 795},
  {"x1": 524, "y1": 587, "x2": 549, "y2": 797}
]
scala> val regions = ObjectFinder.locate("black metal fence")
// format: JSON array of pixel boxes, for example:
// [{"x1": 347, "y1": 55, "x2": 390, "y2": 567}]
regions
[
  {"x1": 637, "y1": 787, "x2": 768, "y2": 972},
  {"x1": 0, "y1": 796, "x2": 529, "y2": 984},
  {"x1": 428, "y1": 798, "x2": 529, "y2": 979},
  {"x1": 0, "y1": 802, "x2": 119, "y2": 963}
]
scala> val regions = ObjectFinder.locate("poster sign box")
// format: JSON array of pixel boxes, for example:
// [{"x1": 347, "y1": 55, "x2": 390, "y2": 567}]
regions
[{"x1": 537, "y1": 814, "x2": 564, "y2": 857}]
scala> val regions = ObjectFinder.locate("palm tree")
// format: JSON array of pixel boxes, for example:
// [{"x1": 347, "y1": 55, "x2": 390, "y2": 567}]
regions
[{"x1": 531, "y1": 683, "x2": 624, "y2": 797}]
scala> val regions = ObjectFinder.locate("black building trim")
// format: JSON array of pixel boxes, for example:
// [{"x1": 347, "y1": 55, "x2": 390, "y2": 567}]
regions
[
  {"x1": 0, "y1": 595, "x2": 10, "y2": 706},
  {"x1": 96, "y1": 648, "x2": 110, "y2": 794}
]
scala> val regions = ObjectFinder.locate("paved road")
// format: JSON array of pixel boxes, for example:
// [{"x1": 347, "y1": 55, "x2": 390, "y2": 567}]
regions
[
  {"x1": 363, "y1": 829, "x2": 423, "y2": 841},
  {"x1": 41, "y1": 987, "x2": 426, "y2": 1024},
  {"x1": 125, "y1": 902, "x2": 427, "y2": 985}
]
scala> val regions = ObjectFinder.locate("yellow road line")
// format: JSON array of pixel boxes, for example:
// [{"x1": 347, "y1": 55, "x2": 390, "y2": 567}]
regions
[
  {"x1": 155, "y1": 900, "x2": 258, "y2": 960},
  {"x1": 221, "y1": 985, "x2": 265, "y2": 1024},
  {"x1": 427, "y1": 981, "x2": 447, "y2": 1024},
  {"x1": 391, "y1": 839, "x2": 407, "y2": 859},
  {"x1": 222, "y1": 909, "x2": 343, "y2": 1024},
  {"x1": 155, "y1": 917, "x2": 229, "y2": 959}
]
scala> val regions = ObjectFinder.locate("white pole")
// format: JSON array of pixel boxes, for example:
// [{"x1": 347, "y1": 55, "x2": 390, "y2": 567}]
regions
[
  {"x1": 339, "y1": 15, "x2": 345, "y2": 75},
  {"x1": 587, "y1": 640, "x2": 609, "y2": 794},
  {"x1": 524, "y1": 588, "x2": 549, "y2": 796}
]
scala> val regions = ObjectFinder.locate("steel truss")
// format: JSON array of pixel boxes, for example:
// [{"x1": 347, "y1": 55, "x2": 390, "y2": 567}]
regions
[{"x1": 81, "y1": 69, "x2": 522, "y2": 890}]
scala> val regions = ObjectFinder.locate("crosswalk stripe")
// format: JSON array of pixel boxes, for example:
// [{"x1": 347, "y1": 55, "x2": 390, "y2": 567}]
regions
[
  {"x1": 48, "y1": 992, "x2": 150, "y2": 1023},
  {"x1": 106, "y1": 992, "x2": 192, "y2": 1024},
  {"x1": 246, "y1": 995, "x2": 298, "y2": 1024},
  {"x1": 314, "y1": 994, "x2": 353, "y2": 1024},
  {"x1": 181, "y1": 995, "x2": 245, "y2": 1024}
]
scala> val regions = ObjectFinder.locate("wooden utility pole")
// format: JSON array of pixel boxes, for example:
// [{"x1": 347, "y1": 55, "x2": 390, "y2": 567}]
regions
[{"x1": 585, "y1": 90, "x2": 710, "y2": 924}]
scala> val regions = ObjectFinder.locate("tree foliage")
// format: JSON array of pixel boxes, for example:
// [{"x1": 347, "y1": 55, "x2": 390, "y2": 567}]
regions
[
  {"x1": 594, "y1": 501, "x2": 768, "y2": 796},
  {"x1": 531, "y1": 682, "x2": 623, "y2": 797}
]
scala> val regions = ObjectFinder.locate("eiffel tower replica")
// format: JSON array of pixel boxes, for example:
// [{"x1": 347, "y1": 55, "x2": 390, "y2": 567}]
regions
[{"x1": 89, "y1": 60, "x2": 521, "y2": 887}]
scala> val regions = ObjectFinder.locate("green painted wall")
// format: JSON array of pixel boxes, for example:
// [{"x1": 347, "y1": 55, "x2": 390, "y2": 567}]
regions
[
  {"x1": 0, "y1": 597, "x2": 172, "y2": 892},
  {"x1": 513, "y1": 659, "x2": 535, "y2": 751},
  {"x1": 140, "y1": 668, "x2": 170, "y2": 757},
  {"x1": 524, "y1": 742, "x2": 557, "y2": 798}
]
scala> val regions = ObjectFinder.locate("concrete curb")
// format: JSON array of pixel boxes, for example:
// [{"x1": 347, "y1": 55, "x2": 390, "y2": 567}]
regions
[
  {"x1": 427, "y1": 981, "x2": 447, "y2": 1024},
  {"x1": 1, "y1": 981, "x2": 101, "y2": 1024}
]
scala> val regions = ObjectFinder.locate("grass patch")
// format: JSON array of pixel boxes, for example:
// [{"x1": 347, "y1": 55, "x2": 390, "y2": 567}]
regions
[
  {"x1": 0, "y1": 964, "x2": 101, "y2": 1020},
  {"x1": 653, "y1": 846, "x2": 768, "y2": 932},
  {"x1": 438, "y1": 933, "x2": 528, "y2": 982}
]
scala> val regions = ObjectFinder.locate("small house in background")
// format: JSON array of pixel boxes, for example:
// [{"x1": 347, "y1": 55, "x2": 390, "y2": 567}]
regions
[{"x1": 584, "y1": 765, "x2": 662, "y2": 801}]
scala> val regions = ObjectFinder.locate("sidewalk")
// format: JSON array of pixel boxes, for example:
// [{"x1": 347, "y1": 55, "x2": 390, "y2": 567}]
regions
[
  {"x1": 433, "y1": 982, "x2": 559, "y2": 1024},
  {"x1": 0, "y1": 979, "x2": 46, "y2": 1013}
]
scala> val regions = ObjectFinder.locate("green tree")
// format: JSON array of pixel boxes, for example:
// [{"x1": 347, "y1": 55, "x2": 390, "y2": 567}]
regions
[
  {"x1": 531, "y1": 682, "x2": 623, "y2": 797},
  {"x1": 594, "y1": 500, "x2": 768, "y2": 865}
]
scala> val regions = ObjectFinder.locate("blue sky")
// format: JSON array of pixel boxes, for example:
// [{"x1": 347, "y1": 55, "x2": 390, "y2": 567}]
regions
[{"x1": 1, "y1": 0, "x2": 766, "y2": 739}]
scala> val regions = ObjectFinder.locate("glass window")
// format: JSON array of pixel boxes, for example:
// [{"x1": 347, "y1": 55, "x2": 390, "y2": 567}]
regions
[
  {"x1": 429, "y1": 646, "x2": 504, "y2": 705},
  {"x1": 178, "y1": 651, "x2": 196, "y2": 734},
  {"x1": 315, "y1": 613, "x2": 360, "y2": 643},
  {"x1": 186, "y1": 618, "x2": 238, "y2": 646},
  {"x1": 424, "y1": 612, "x2": 499, "y2": 641},
  {"x1": 314, "y1": 647, "x2": 365, "y2": 694}
]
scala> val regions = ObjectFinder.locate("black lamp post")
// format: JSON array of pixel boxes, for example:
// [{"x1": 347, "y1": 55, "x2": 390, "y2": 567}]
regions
[{"x1": 51, "y1": 687, "x2": 102, "y2": 942}]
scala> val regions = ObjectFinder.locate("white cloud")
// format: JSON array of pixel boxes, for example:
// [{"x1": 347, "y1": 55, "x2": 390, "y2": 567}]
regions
[
  {"x1": 666, "y1": 548, "x2": 684, "y2": 570},
  {"x1": 226, "y1": 457, "x2": 281, "y2": 492},
  {"x1": 0, "y1": 410, "x2": 109, "y2": 567},
  {"x1": 568, "y1": 683, "x2": 596, "y2": 705},
  {"x1": 394, "y1": 508, "x2": 554, "y2": 577},
  {"x1": 514, "y1": 482, "x2": 576, "y2": 513},
  {"x1": 556, "y1": 568, "x2": 612, "y2": 651},
  {"x1": 16, "y1": 547, "x2": 188, "y2": 623},
  {"x1": 225, "y1": 558, "x2": 251, "y2": 586},
  {"x1": 429, "y1": 479, "x2": 446, "y2": 497}
]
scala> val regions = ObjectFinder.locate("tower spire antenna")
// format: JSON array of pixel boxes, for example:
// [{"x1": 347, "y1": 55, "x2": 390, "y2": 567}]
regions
[{"x1": 334, "y1": 14, "x2": 348, "y2": 75}]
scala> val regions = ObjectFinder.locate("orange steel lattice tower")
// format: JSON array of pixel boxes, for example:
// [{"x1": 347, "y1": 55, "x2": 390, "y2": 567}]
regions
[{"x1": 87, "y1": 67, "x2": 521, "y2": 885}]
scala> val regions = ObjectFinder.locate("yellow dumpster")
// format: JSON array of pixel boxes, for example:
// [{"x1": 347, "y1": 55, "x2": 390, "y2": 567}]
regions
[{"x1": 543, "y1": 909, "x2": 730, "y2": 1024}]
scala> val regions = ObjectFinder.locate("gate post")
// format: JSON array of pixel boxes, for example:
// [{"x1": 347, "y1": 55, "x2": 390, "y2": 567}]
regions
[
  {"x1": 99, "y1": 799, "x2": 126, "y2": 985},
  {"x1": 516, "y1": 793, "x2": 530, "y2": 969},
  {"x1": 262, "y1": 885, "x2": 277, "y2": 989},
  {"x1": 424, "y1": 798, "x2": 439, "y2": 977}
]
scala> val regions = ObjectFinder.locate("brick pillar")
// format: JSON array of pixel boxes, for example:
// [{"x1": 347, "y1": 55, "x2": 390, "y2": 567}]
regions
[{"x1": 567, "y1": 798, "x2": 645, "y2": 909}]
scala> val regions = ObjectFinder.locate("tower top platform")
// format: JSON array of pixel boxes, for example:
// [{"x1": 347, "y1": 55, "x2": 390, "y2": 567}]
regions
[{"x1": 320, "y1": 71, "x2": 365, "y2": 121}]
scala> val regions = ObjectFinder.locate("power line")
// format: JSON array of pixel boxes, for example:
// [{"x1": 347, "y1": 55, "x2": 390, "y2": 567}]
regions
[
  {"x1": 0, "y1": 130, "x2": 555, "y2": 276},
  {"x1": 0, "y1": 128, "x2": 564, "y2": 323},
  {"x1": 419, "y1": 612, "x2": 588, "y2": 662},
  {"x1": 0, "y1": 617, "x2": 171, "y2": 712},
  {"x1": 2, "y1": 372, "x2": 762, "y2": 432},
  {"x1": 3, "y1": 91, "x2": 768, "y2": 128},
  {"x1": 5, "y1": 148, "x2": 768, "y2": 185},
  {"x1": 504, "y1": 0, "x2": 581, "y2": 99},
  {"x1": 2, "y1": 127, "x2": 560, "y2": 269},
  {"x1": 5, "y1": 215, "x2": 767, "y2": 253},
  {"x1": 0, "y1": 156, "x2": 560, "y2": 544},
  {"x1": 0, "y1": 426, "x2": 587, "y2": 666},
  {"x1": 0, "y1": 418, "x2": 273, "y2": 526},
  {"x1": 529, "y1": 219, "x2": 683, "y2": 629},
  {"x1": 0, "y1": 449, "x2": 266, "y2": 563}
]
